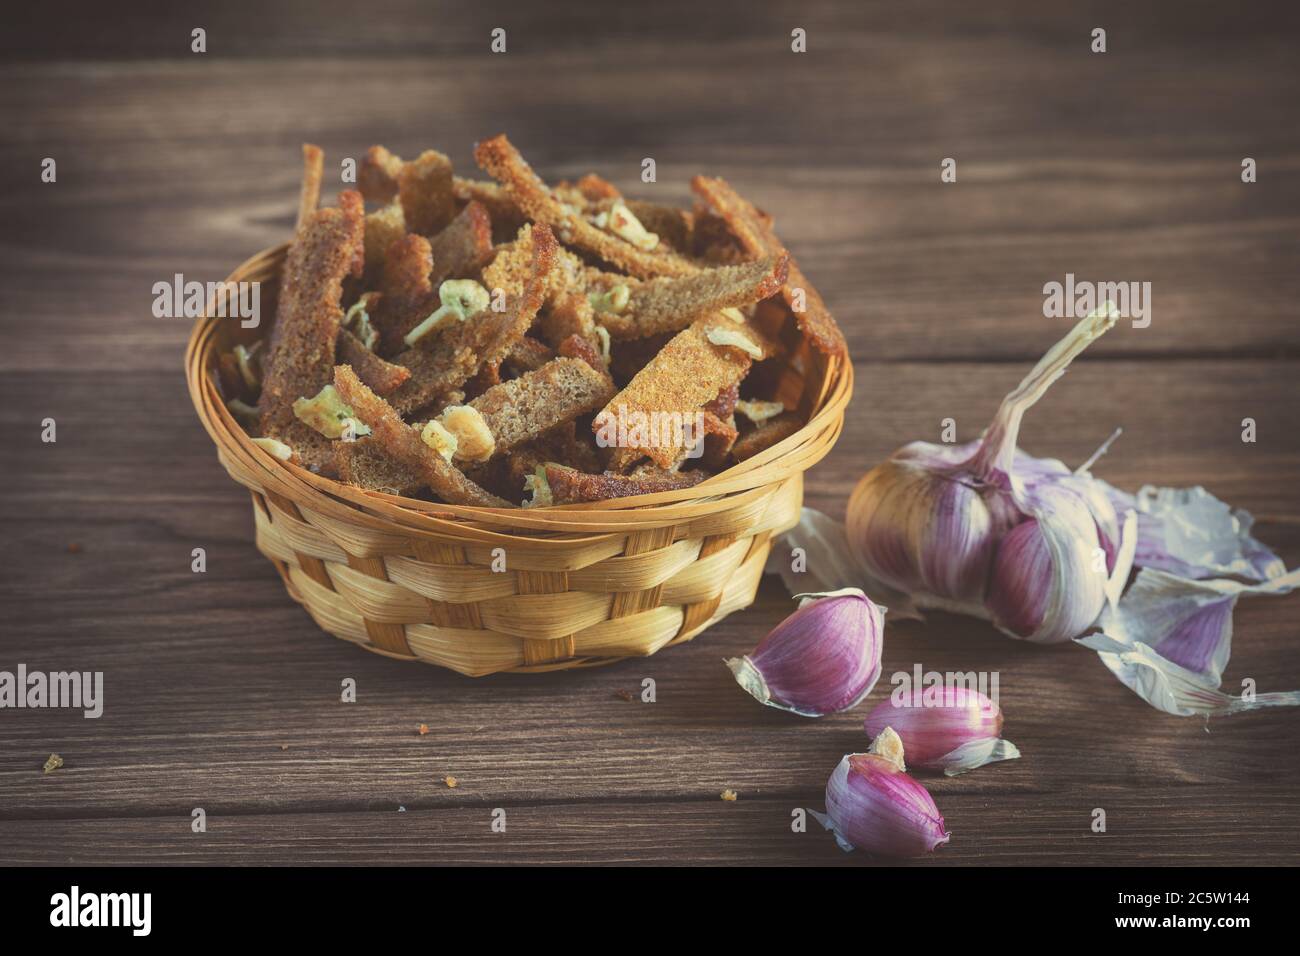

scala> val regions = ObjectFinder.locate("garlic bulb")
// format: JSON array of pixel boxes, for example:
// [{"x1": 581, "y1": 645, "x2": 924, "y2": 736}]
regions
[
  {"x1": 725, "y1": 588, "x2": 883, "y2": 717},
  {"x1": 847, "y1": 305, "x2": 1135, "y2": 643},
  {"x1": 812, "y1": 729, "x2": 950, "y2": 857},
  {"x1": 791, "y1": 303, "x2": 1300, "y2": 716},
  {"x1": 864, "y1": 688, "x2": 1020, "y2": 776}
]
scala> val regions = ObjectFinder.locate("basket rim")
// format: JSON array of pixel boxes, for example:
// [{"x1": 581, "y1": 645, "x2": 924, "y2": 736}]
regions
[{"x1": 185, "y1": 242, "x2": 852, "y2": 539}]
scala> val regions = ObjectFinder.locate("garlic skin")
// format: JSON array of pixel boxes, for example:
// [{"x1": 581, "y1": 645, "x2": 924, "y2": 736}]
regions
[
  {"x1": 813, "y1": 731, "x2": 950, "y2": 857},
  {"x1": 864, "y1": 688, "x2": 1020, "y2": 776},
  {"x1": 847, "y1": 305, "x2": 1130, "y2": 642},
  {"x1": 725, "y1": 588, "x2": 883, "y2": 717},
  {"x1": 1080, "y1": 566, "x2": 1300, "y2": 716},
  {"x1": 1100, "y1": 483, "x2": 1286, "y2": 582}
]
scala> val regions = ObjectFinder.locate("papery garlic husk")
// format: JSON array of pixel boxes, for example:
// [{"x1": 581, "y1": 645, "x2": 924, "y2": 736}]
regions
[
  {"x1": 847, "y1": 305, "x2": 1131, "y2": 640},
  {"x1": 1097, "y1": 482, "x2": 1286, "y2": 582},
  {"x1": 864, "y1": 688, "x2": 1020, "y2": 776},
  {"x1": 1078, "y1": 566, "x2": 1300, "y2": 716},
  {"x1": 811, "y1": 729, "x2": 950, "y2": 857},
  {"x1": 725, "y1": 588, "x2": 884, "y2": 717}
]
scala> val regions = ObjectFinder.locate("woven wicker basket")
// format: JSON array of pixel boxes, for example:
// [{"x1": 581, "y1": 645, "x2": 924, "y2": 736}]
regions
[{"x1": 185, "y1": 243, "x2": 851, "y2": 675}]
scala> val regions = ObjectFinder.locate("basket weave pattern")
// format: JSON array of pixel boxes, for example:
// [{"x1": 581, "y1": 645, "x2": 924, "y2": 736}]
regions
[{"x1": 186, "y1": 245, "x2": 851, "y2": 676}]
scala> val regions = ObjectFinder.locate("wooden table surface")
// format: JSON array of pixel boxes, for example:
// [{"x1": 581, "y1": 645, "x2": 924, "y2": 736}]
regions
[{"x1": 3, "y1": 0, "x2": 1298, "y2": 866}]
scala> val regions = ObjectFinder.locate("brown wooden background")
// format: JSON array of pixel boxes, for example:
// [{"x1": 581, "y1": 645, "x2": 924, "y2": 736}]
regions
[{"x1": 2, "y1": 0, "x2": 1298, "y2": 865}]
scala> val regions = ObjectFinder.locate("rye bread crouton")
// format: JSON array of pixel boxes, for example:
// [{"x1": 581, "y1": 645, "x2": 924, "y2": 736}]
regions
[
  {"x1": 731, "y1": 411, "x2": 803, "y2": 462},
  {"x1": 333, "y1": 437, "x2": 424, "y2": 497},
  {"x1": 595, "y1": 317, "x2": 765, "y2": 471},
  {"x1": 596, "y1": 254, "x2": 788, "y2": 340},
  {"x1": 258, "y1": 189, "x2": 366, "y2": 470},
  {"x1": 474, "y1": 134, "x2": 698, "y2": 279},
  {"x1": 297, "y1": 143, "x2": 324, "y2": 231},
  {"x1": 371, "y1": 233, "x2": 435, "y2": 356},
  {"x1": 398, "y1": 149, "x2": 456, "y2": 236},
  {"x1": 336, "y1": 330, "x2": 411, "y2": 395},
  {"x1": 690, "y1": 175, "x2": 846, "y2": 357},
  {"x1": 385, "y1": 223, "x2": 558, "y2": 415},
  {"x1": 333, "y1": 365, "x2": 511, "y2": 507},
  {"x1": 428, "y1": 200, "x2": 494, "y2": 286},
  {"x1": 358, "y1": 145, "x2": 404, "y2": 204},
  {"x1": 544, "y1": 464, "x2": 708, "y2": 504},
  {"x1": 468, "y1": 357, "x2": 616, "y2": 457}
]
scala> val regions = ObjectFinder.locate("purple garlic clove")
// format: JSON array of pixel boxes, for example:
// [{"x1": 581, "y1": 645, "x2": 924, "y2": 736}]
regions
[
  {"x1": 813, "y1": 728, "x2": 951, "y2": 857},
  {"x1": 725, "y1": 588, "x2": 884, "y2": 717},
  {"x1": 864, "y1": 687, "x2": 1020, "y2": 776}
]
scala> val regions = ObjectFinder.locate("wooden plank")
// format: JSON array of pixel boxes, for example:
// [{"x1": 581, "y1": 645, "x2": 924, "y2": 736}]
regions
[
  {"x1": 2, "y1": 20, "x2": 1299, "y2": 371},
  {"x1": 4, "y1": 578, "x2": 1298, "y2": 821},
  {"x1": 2, "y1": 788, "x2": 1296, "y2": 866},
  {"x1": 3, "y1": 0, "x2": 1298, "y2": 61}
]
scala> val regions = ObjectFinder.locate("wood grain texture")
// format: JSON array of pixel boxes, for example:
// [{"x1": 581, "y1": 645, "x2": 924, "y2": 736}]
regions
[{"x1": 1, "y1": 0, "x2": 1298, "y2": 865}]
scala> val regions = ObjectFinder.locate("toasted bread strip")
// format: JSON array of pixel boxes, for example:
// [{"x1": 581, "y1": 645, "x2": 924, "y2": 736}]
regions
[
  {"x1": 556, "y1": 333, "x2": 604, "y2": 372},
  {"x1": 485, "y1": 225, "x2": 595, "y2": 350},
  {"x1": 483, "y1": 223, "x2": 583, "y2": 305},
  {"x1": 503, "y1": 335, "x2": 555, "y2": 374},
  {"x1": 703, "y1": 382, "x2": 740, "y2": 419},
  {"x1": 731, "y1": 411, "x2": 803, "y2": 462},
  {"x1": 468, "y1": 358, "x2": 615, "y2": 457},
  {"x1": 692, "y1": 210, "x2": 749, "y2": 265},
  {"x1": 337, "y1": 331, "x2": 412, "y2": 395},
  {"x1": 597, "y1": 254, "x2": 788, "y2": 340},
  {"x1": 562, "y1": 430, "x2": 604, "y2": 474},
  {"x1": 544, "y1": 464, "x2": 707, "y2": 504},
  {"x1": 358, "y1": 145, "x2": 404, "y2": 204},
  {"x1": 537, "y1": 290, "x2": 601, "y2": 352},
  {"x1": 386, "y1": 224, "x2": 558, "y2": 415},
  {"x1": 572, "y1": 173, "x2": 621, "y2": 202},
  {"x1": 403, "y1": 390, "x2": 465, "y2": 423},
  {"x1": 333, "y1": 365, "x2": 510, "y2": 507},
  {"x1": 509, "y1": 420, "x2": 603, "y2": 479},
  {"x1": 690, "y1": 175, "x2": 846, "y2": 357},
  {"x1": 698, "y1": 411, "x2": 739, "y2": 469},
  {"x1": 464, "y1": 357, "x2": 502, "y2": 399},
  {"x1": 333, "y1": 437, "x2": 424, "y2": 496},
  {"x1": 625, "y1": 200, "x2": 695, "y2": 252},
  {"x1": 453, "y1": 176, "x2": 527, "y2": 240},
  {"x1": 371, "y1": 233, "x2": 435, "y2": 355},
  {"x1": 608, "y1": 331, "x2": 672, "y2": 384},
  {"x1": 297, "y1": 144, "x2": 324, "y2": 231},
  {"x1": 506, "y1": 422, "x2": 579, "y2": 480},
  {"x1": 428, "y1": 200, "x2": 494, "y2": 286},
  {"x1": 596, "y1": 318, "x2": 759, "y2": 470},
  {"x1": 363, "y1": 202, "x2": 406, "y2": 284},
  {"x1": 474, "y1": 134, "x2": 698, "y2": 278},
  {"x1": 399, "y1": 149, "x2": 456, "y2": 236},
  {"x1": 481, "y1": 231, "x2": 533, "y2": 301},
  {"x1": 259, "y1": 190, "x2": 365, "y2": 470}
]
